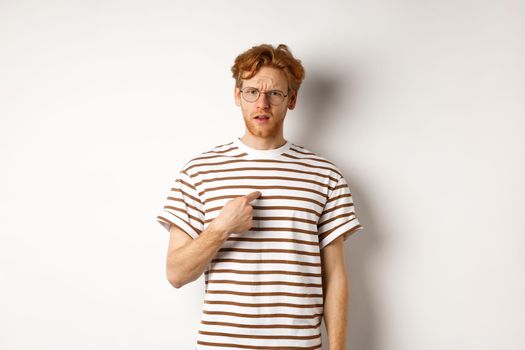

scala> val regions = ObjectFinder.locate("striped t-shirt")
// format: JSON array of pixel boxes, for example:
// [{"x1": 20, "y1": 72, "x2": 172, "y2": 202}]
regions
[{"x1": 156, "y1": 137, "x2": 364, "y2": 350}]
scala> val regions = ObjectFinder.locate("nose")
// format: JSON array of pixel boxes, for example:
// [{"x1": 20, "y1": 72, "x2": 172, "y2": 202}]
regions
[{"x1": 255, "y1": 91, "x2": 270, "y2": 109}]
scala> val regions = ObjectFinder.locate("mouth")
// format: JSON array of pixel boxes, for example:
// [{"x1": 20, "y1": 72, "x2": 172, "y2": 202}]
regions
[{"x1": 254, "y1": 115, "x2": 271, "y2": 123}]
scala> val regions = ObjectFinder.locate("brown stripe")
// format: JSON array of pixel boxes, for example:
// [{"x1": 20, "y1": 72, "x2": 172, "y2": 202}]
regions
[
  {"x1": 318, "y1": 212, "x2": 355, "y2": 228},
  {"x1": 201, "y1": 184, "x2": 326, "y2": 199},
  {"x1": 197, "y1": 340, "x2": 321, "y2": 350},
  {"x1": 282, "y1": 152, "x2": 336, "y2": 167},
  {"x1": 205, "y1": 290, "x2": 322, "y2": 298},
  {"x1": 170, "y1": 179, "x2": 204, "y2": 207},
  {"x1": 227, "y1": 227, "x2": 318, "y2": 235},
  {"x1": 156, "y1": 215, "x2": 202, "y2": 235},
  {"x1": 198, "y1": 330, "x2": 320, "y2": 340},
  {"x1": 331, "y1": 181, "x2": 348, "y2": 192},
  {"x1": 207, "y1": 205, "x2": 321, "y2": 217},
  {"x1": 211, "y1": 258, "x2": 321, "y2": 267},
  {"x1": 165, "y1": 196, "x2": 203, "y2": 215},
  {"x1": 253, "y1": 216, "x2": 317, "y2": 224},
  {"x1": 226, "y1": 236, "x2": 318, "y2": 246},
  {"x1": 205, "y1": 193, "x2": 325, "y2": 208},
  {"x1": 206, "y1": 280, "x2": 322, "y2": 288},
  {"x1": 199, "y1": 145, "x2": 240, "y2": 156},
  {"x1": 321, "y1": 203, "x2": 354, "y2": 216},
  {"x1": 204, "y1": 268, "x2": 322, "y2": 278},
  {"x1": 193, "y1": 152, "x2": 246, "y2": 161},
  {"x1": 218, "y1": 248, "x2": 320, "y2": 257},
  {"x1": 198, "y1": 175, "x2": 330, "y2": 190},
  {"x1": 186, "y1": 158, "x2": 340, "y2": 176},
  {"x1": 204, "y1": 299, "x2": 323, "y2": 308},
  {"x1": 327, "y1": 193, "x2": 353, "y2": 204},
  {"x1": 156, "y1": 217, "x2": 193, "y2": 237},
  {"x1": 201, "y1": 318, "x2": 322, "y2": 329},
  {"x1": 202, "y1": 310, "x2": 322, "y2": 319},
  {"x1": 190, "y1": 165, "x2": 339, "y2": 183},
  {"x1": 162, "y1": 205, "x2": 204, "y2": 224},
  {"x1": 318, "y1": 219, "x2": 360, "y2": 241},
  {"x1": 288, "y1": 146, "x2": 316, "y2": 156},
  {"x1": 205, "y1": 216, "x2": 317, "y2": 225},
  {"x1": 177, "y1": 175, "x2": 196, "y2": 190},
  {"x1": 200, "y1": 142, "x2": 235, "y2": 154}
]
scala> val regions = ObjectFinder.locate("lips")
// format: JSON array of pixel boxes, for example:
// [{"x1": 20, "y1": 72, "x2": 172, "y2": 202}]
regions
[{"x1": 254, "y1": 114, "x2": 271, "y2": 123}]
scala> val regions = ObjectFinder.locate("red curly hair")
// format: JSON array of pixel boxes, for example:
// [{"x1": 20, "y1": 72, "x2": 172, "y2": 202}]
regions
[{"x1": 231, "y1": 44, "x2": 305, "y2": 94}]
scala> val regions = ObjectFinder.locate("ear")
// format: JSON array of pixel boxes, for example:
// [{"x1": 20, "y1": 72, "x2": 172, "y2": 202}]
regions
[
  {"x1": 234, "y1": 83, "x2": 241, "y2": 106},
  {"x1": 287, "y1": 91, "x2": 297, "y2": 110}
]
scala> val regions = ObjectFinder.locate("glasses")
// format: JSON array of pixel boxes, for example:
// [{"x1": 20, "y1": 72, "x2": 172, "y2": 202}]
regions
[{"x1": 239, "y1": 87, "x2": 289, "y2": 105}]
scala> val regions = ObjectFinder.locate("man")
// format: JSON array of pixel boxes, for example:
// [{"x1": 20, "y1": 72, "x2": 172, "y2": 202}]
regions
[{"x1": 156, "y1": 43, "x2": 364, "y2": 350}]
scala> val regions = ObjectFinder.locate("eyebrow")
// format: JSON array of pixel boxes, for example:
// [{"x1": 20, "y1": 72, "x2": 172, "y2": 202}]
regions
[{"x1": 243, "y1": 85, "x2": 286, "y2": 92}]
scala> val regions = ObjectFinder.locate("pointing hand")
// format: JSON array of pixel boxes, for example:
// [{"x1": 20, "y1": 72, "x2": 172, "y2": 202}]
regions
[{"x1": 212, "y1": 191, "x2": 262, "y2": 235}]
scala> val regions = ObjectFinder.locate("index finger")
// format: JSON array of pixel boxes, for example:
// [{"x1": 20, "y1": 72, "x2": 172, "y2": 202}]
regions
[{"x1": 244, "y1": 191, "x2": 262, "y2": 202}]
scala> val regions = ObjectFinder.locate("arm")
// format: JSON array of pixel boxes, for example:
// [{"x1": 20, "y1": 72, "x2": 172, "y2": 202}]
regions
[
  {"x1": 166, "y1": 222, "x2": 229, "y2": 288},
  {"x1": 165, "y1": 190, "x2": 262, "y2": 288},
  {"x1": 321, "y1": 235, "x2": 349, "y2": 350}
]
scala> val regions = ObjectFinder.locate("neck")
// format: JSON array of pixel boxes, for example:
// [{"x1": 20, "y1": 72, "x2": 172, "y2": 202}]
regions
[{"x1": 240, "y1": 132, "x2": 286, "y2": 150}]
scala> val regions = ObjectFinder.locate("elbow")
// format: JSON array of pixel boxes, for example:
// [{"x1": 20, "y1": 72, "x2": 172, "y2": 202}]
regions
[
  {"x1": 166, "y1": 254, "x2": 188, "y2": 289},
  {"x1": 166, "y1": 256, "x2": 199, "y2": 289},
  {"x1": 166, "y1": 271, "x2": 185, "y2": 289},
  {"x1": 169, "y1": 278, "x2": 183, "y2": 289}
]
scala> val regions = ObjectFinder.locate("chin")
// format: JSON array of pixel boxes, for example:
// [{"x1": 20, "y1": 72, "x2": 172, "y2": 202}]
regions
[{"x1": 246, "y1": 122, "x2": 282, "y2": 139}]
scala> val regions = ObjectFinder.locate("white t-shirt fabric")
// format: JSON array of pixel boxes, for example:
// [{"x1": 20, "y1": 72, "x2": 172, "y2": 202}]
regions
[{"x1": 156, "y1": 137, "x2": 364, "y2": 350}]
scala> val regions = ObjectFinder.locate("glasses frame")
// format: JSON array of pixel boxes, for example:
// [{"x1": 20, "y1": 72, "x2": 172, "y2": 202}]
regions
[{"x1": 239, "y1": 87, "x2": 290, "y2": 106}]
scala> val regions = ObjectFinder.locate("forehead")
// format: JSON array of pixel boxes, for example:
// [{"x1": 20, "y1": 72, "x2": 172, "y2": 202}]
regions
[{"x1": 242, "y1": 66, "x2": 288, "y2": 90}]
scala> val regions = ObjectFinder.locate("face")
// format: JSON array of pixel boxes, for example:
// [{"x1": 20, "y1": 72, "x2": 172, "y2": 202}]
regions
[{"x1": 234, "y1": 66, "x2": 297, "y2": 139}]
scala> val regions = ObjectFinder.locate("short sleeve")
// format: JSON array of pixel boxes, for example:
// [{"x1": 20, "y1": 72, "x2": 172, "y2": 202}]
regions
[
  {"x1": 156, "y1": 169, "x2": 205, "y2": 239},
  {"x1": 318, "y1": 176, "x2": 364, "y2": 249}
]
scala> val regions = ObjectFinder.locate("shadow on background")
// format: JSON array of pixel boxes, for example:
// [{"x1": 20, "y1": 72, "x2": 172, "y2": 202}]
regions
[{"x1": 298, "y1": 67, "x2": 379, "y2": 350}]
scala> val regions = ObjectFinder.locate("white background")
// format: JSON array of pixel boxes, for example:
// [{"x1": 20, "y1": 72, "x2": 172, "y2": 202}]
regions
[{"x1": 1, "y1": 1, "x2": 524, "y2": 349}]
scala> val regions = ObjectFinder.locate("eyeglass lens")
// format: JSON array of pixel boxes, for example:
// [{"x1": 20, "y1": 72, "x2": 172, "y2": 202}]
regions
[{"x1": 241, "y1": 88, "x2": 285, "y2": 105}]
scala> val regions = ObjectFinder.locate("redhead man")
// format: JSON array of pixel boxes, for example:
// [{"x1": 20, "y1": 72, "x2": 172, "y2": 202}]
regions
[{"x1": 156, "y1": 43, "x2": 364, "y2": 350}]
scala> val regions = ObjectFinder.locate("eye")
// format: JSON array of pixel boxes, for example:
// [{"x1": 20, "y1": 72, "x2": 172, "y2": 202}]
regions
[
  {"x1": 269, "y1": 90, "x2": 284, "y2": 97},
  {"x1": 244, "y1": 88, "x2": 258, "y2": 95}
]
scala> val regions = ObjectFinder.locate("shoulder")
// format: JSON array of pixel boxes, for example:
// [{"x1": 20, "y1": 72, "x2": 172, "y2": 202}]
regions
[
  {"x1": 179, "y1": 140, "x2": 238, "y2": 173},
  {"x1": 286, "y1": 142, "x2": 345, "y2": 180}
]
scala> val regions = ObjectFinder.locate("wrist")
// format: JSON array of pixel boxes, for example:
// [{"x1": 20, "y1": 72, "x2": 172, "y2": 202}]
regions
[{"x1": 208, "y1": 220, "x2": 230, "y2": 240}]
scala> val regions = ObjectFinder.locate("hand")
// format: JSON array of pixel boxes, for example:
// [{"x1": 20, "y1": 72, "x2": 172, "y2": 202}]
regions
[{"x1": 211, "y1": 191, "x2": 262, "y2": 235}]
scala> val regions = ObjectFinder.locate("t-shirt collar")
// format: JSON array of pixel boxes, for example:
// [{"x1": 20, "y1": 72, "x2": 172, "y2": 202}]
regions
[{"x1": 233, "y1": 137, "x2": 291, "y2": 159}]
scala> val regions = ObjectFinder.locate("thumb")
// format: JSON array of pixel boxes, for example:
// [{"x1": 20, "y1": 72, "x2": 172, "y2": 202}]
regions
[{"x1": 244, "y1": 190, "x2": 262, "y2": 202}]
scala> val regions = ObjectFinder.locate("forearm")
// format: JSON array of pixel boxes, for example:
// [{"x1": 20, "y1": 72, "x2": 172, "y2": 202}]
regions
[
  {"x1": 167, "y1": 222, "x2": 229, "y2": 287},
  {"x1": 323, "y1": 271, "x2": 349, "y2": 350}
]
